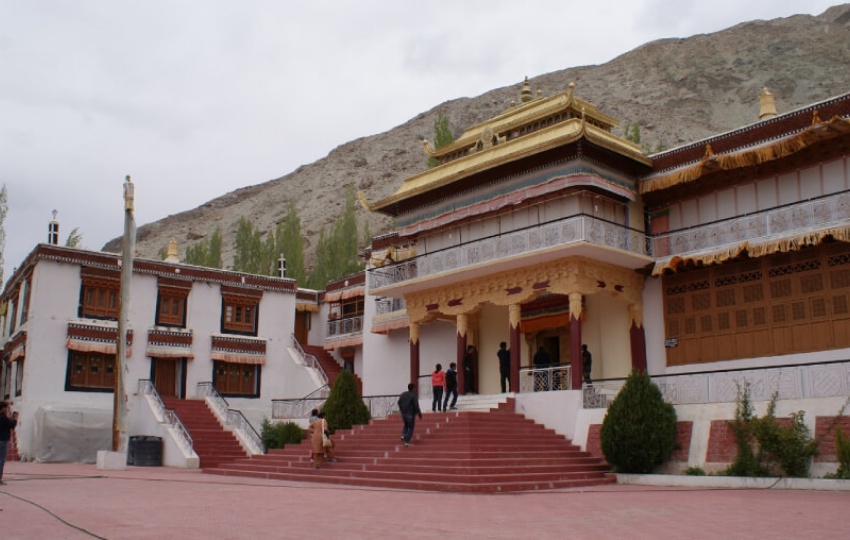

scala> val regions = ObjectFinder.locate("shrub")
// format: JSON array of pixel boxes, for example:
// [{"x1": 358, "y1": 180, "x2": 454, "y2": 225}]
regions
[
  {"x1": 322, "y1": 370, "x2": 370, "y2": 432},
  {"x1": 261, "y1": 419, "x2": 305, "y2": 451},
  {"x1": 726, "y1": 382, "x2": 770, "y2": 477},
  {"x1": 684, "y1": 466, "x2": 706, "y2": 476},
  {"x1": 600, "y1": 370, "x2": 678, "y2": 473},
  {"x1": 727, "y1": 385, "x2": 818, "y2": 477},
  {"x1": 825, "y1": 427, "x2": 850, "y2": 480}
]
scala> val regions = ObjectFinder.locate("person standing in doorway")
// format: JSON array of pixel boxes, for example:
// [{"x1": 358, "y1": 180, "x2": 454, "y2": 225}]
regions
[
  {"x1": 582, "y1": 344, "x2": 593, "y2": 385},
  {"x1": 398, "y1": 383, "x2": 422, "y2": 446},
  {"x1": 1, "y1": 402, "x2": 19, "y2": 485},
  {"x1": 443, "y1": 362, "x2": 459, "y2": 410},
  {"x1": 533, "y1": 346, "x2": 551, "y2": 391},
  {"x1": 497, "y1": 341, "x2": 511, "y2": 393},
  {"x1": 431, "y1": 363, "x2": 446, "y2": 412},
  {"x1": 462, "y1": 345, "x2": 475, "y2": 394}
]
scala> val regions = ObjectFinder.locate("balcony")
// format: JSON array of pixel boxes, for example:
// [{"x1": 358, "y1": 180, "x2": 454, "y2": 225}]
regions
[
  {"x1": 326, "y1": 315, "x2": 364, "y2": 337},
  {"x1": 369, "y1": 214, "x2": 650, "y2": 291},
  {"x1": 650, "y1": 190, "x2": 850, "y2": 262}
]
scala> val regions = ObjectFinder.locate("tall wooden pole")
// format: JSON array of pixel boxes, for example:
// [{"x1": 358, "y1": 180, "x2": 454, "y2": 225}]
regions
[{"x1": 113, "y1": 175, "x2": 136, "y2": 452}]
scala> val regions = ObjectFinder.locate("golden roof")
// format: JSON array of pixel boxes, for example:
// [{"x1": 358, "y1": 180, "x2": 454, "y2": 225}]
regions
[{"x1": 363, "y1": 81, "x2": 648, "y2": 213}]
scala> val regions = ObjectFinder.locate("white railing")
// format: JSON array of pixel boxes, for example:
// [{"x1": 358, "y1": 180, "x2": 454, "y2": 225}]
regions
[
  {"x1": 650, "y1": 190, "x2": 850, "y2": 258},
  {"x1": 375, "y1": 297, "x2": 406, "y2": 315},
  {"x1": 581, "y1": 360, "x2": 850, "y2": 409},
  {"x1": 326, "y1": 315, "x2": 363, "y2": 337},
  {"x1": 370, "y1": 214, "x2": 648, "y2": 289},
  {"x1": 291, "y1": 334, "x2": 328, "y2": 386},
  {"x1": 519, "y1": 365, "x2": 572, "y2": 393},
  {"x1": 138, "y1": 380, "x2": 193, "y2": 455},
  {"x1": 196, "y1": 382, "x2": 264, "y2": 454},
  {"x1": 226, "y1": 409, "x2": 264, "y2": 455},
  {"x1": 272, "y1": 386, "x2": 330, "y2": 420}
]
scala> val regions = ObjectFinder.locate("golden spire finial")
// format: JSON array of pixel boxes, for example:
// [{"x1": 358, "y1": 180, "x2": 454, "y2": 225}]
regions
[
  {"x1": 759, "y1": 87, "x2": 776, "y2": 120},
  {"x1": 521, "y1": 77, "x2": 532, "y2": 103},
  {"x1": 165, "y1": 238, "x2": 179, "y2": 263}
]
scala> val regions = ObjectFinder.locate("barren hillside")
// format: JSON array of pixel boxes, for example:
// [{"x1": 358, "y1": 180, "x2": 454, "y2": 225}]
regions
[{"x1": 103, "y1": 5, "x2": 850, "y2": 273}]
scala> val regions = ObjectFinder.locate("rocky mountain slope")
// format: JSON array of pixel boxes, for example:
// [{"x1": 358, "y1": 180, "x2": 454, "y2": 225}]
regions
[{"x1": 104, "y1": 4, "x2": 850, "y2": 273}]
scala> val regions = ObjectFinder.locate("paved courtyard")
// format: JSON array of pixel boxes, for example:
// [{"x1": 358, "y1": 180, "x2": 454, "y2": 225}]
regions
[{"x1": 1, "y1": 461, "x2": 847, "y2": 539}]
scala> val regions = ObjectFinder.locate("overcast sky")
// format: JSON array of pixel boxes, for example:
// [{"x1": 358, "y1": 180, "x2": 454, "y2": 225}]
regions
[{"x1": 0, "y1": 0, "x2": 840, "y2": 282}]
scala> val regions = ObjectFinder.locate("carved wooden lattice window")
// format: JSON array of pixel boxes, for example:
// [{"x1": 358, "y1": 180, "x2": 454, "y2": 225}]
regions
[{"x1": 662, "y1": 242, "x2": 850, "y2": 366}]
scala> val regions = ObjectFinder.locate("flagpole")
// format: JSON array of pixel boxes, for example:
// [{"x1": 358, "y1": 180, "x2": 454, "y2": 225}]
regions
[{"x1": 113, "y1": 175, "x2": 136, "y2": 452}]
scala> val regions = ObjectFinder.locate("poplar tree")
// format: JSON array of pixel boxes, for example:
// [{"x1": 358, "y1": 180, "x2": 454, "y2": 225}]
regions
[
  {"x1": 275, "y1": 202, "x2": 306, "y2": 284},
  {"x1": 233, "y1": 217, "x2": 263, "y2": 274},
  {"x1": 428, "y1": 112, "x2": 454, "y2": 168},
  {"x1": 184, "y1": 227, "x2": 223, "y2": 268}
]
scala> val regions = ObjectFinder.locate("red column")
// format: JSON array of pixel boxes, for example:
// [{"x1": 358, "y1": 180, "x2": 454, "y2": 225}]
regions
[
  {"x1": 510, "y1": 324, "x2": 521, "y2": 392},
  {"x1": 630, "y1": 320, "x2": 647, "y2": 373},
  {"x1": 457, "y1": 331, "x2": 467, "y2": 394},
  {"x1": 409, "y1": 323, "x2": 420, "y2": 388},
  {"x1": 570, "y1": 314, "x2": 583, "y2": 389}
]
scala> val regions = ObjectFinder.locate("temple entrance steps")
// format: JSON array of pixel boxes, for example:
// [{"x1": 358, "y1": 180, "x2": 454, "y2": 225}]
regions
[
  {"x1": 302, "y1": 345, "x2": 363, "y2": 395},
  {"x1": 203, "y1": 398, "x2": 613, "y2": 492},
  {"x1": 162, "y1": 398, "x2": 250, "y2": 469},
  {"x1": 428, "y1": 392, "x2": 514, "y2": 412}
]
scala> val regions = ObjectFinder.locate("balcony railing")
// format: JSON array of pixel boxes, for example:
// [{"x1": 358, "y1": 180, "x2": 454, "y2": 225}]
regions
[
  {"x1": 375, "y1": 297, "x2": 406, "y2": 315},
  {"x1": 581, "y1": 359, "x2": 850, "y2": 409},
  {"x1": 519, "y1": 365, "x2": 572, "y2": 393},
  {"x1": 650, "y1": 190, "x2": 850, "y2": 259},
  {"x1": 369, "y1": 213, "x2": 649, "y2": 289},
  {"x1": 326, "y1": 315, "x2": 364, "y2": 337}
]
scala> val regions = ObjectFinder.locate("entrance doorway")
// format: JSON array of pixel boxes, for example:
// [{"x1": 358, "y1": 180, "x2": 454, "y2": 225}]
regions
[{"x1": 152, "y1": 358, "x2": 185, "y2": 399}]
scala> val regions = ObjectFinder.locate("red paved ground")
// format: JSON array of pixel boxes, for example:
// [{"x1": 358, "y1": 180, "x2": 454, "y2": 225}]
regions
[{"x1": 1, "y1": 461, "x2": 847, "y2": 539}]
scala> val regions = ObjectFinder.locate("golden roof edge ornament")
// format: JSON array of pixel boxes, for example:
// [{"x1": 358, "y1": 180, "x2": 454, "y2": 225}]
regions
[
  {"x1": 812, "y1": 109, "x2": 822, "y2": 126},
  {"x1": 759, "y1": 87, "x2": 777, "y2": 120},
  {"x1": 357, "y1": 190, "x2": 375, "y2": 212},
  {"x1": 422, "y1": 138, "x2": 437, "y2": 156}
]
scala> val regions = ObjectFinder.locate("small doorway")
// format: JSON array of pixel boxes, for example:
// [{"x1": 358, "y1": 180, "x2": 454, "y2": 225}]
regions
[
  {"x1": 294, "y1": 311, "x2": 310, "y2": 345},
  {"x1": 152, "y1": 358, "x2": 185, "y2": 399}
]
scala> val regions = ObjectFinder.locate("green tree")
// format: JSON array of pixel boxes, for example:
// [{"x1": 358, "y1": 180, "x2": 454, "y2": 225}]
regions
[
  {"x1": 428, "y1": 112, "x2": 454, "y2": 167},
  {"x1": 0, "y1": 184, "x2": 7, "y2": 285},
  {"x1": 184, "y1": 228, "x2": 223, "y2": 268},
  {"x1": 274, "y1": 202, "x2": 306, "y2": 284},
  {"x1": 322, "y1": 370, "x2": 370, "y2": 432},
  {"x1": 64, "y1": 227, "x2": 83, "y2": 248},
  {"x1": 307, "y1": 184, "x2": 364, "y2": 288},
  {"x1": 233, "y1": 217, "x2": 263, "y2": 274},
  {"x1": 600, "y1": 370, "x2": 678, "y2": 473}
]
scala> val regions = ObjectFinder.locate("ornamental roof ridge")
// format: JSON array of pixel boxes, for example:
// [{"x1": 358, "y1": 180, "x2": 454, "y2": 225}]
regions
[
  {"x1": 646, "y1": 90, "x2": 850, "y2": 175},
  {"x1": 428, "y1": 84, "x2": 618, "y2": 159}
]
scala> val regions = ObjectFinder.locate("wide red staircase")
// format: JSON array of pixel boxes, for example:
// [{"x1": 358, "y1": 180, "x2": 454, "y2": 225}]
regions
[
  {"x1": 162, "y1": 398, "x2": 250, "y2": 468},
  {"x1": 303, "y1": 344, "x2": 363, "y2": 394},
  {"x1": 203, "y1": 399, "x2": 613, "y2": 492}
]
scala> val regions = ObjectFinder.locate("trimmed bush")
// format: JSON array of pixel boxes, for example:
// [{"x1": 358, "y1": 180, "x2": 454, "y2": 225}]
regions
[
  {"x1": 261, "y1": 419, "x2": 305, "y2": 451},
  {"x1": 322, "y1": 370, "x2": 370, "y2": 432},
  {"x1": 600, "y1": 370, "x2": 678, "y2": 473}
]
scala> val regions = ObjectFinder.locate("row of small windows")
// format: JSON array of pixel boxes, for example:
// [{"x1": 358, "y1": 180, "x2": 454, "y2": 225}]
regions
[
  {"x1": 79, "y1": 279, "x2": 259, "y2": 336},
  {"x1": 63, "y1": 350, "x2": 259, "y2": 397}
]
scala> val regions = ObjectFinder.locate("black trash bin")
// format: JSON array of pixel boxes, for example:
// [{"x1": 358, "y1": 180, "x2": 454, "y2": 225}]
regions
[{"x1": 126, "y1": 436, "x2": 163, "y2": 466}]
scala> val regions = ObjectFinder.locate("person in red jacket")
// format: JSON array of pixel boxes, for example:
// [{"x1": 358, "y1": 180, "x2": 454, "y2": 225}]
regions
[
  {"x1": 431, "y1": 363, "x2": 446, "y2": 412},
  {"x1": 0, "y1": 401, "x2": 18, "y2": 485}
]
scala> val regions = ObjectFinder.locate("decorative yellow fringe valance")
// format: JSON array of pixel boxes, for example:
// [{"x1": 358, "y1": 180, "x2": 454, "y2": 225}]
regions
[
  {"x1": 369, "y1": 246, "x2": 417, "y2": 268},
  {"x1": 641, "y1": 114, "x2": 850, "y2": 195},
  {"x1": 652, "y1": 225, "x2": 850, "y2": 275}
]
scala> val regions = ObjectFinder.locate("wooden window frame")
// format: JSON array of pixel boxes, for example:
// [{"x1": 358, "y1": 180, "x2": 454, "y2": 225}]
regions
[
  {"x1": 212, "y1": 360, "x2": 260, "y2": 397},
  {"x1": 156, "y1": 287, "x2": 188, "y2": 328},
  {"x1": 80, "y1": 278, "x2": 120, "y2": 320},
  {"x1": 66, "y1": 350, "x2": 116, "y2": 392},
  {"x1": 221, "y1": 295, "x2": 259, "y2": 336}
]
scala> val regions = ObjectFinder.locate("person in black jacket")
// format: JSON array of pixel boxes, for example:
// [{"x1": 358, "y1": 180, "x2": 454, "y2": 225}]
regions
[
  {"x1": 397, "y1": 384, "x2": 422, "y2": 446},
  {"x1": 0, "y1": 401, "x2": 18, "y2": 485},
  {"x1": 443, "y1": 362, "x2": 459, "y2": 410}
]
